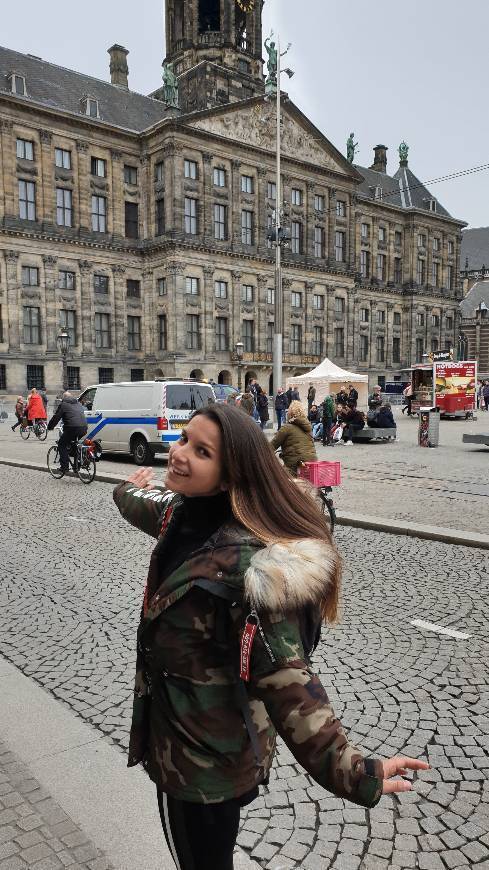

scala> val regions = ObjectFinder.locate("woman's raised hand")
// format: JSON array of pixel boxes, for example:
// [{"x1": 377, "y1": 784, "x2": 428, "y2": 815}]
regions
[
  {"x1": 381, "y1": 756, "x2": 430, "y2": 794},
  {"x1": 126, "y1": 467, "x2": 154, "y2": 490}
]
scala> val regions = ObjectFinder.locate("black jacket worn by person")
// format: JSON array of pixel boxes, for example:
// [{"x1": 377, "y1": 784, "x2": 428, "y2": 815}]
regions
[
  {"x1": 47, "y1": 397, "x2": 87, "y2": 430},
  {"x1": 374, "y1": 408, "x2": 396, "y2": 429},
  {"x1": 275, "y1": 392, "x2": 288, "y2": 412},
  {"x1": 336, "y1": 390, "x2": 348, "y2": 406}
]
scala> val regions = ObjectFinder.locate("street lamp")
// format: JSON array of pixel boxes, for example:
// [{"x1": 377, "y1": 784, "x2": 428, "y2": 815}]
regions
[
  {"x1": 235, "y1": 341, "x2": 244, "y2": 392},
  {"x1": 57, "y1": 328, "x2": 70, "y2": 390}
]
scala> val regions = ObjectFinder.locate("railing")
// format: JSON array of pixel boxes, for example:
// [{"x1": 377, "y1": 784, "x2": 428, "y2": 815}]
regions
[{"x1": 198, "y1": 31, "x2": 224, "y2": 48}]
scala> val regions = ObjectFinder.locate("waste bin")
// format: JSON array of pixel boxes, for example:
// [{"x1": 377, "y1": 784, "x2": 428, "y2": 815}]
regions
[{"x1": 418, "y1": 406, "x2": 440, "y2": 448}]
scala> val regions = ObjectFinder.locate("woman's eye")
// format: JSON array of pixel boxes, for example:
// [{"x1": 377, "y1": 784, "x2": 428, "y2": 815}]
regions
[{"x1": 197, "y1": 447, "x2": 209, "y2": 457}]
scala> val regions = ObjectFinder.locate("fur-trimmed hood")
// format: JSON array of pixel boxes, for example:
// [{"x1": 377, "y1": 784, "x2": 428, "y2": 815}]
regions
[{"x1": 244, "y1": 538, "x2": 339, "y2": 612}]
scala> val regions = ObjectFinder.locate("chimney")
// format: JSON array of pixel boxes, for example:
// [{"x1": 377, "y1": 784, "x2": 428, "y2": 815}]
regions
[
  {"x1": 370, "y1": 144, "x2": 388, "y2": 174},
  {"x1": 108, "y1": 44, "x2": 129, "y2": 89}
]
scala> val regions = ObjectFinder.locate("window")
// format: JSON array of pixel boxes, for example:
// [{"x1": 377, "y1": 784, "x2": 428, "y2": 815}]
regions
[
  {"x1": 444, "y1": 339, "x2": 452, "y2": 352},
  {"x1": 124, "y1": 165, "x2": 138, "y2": 185},
  {"x1": 127, "y1": 316, "x2": 141, "y2": 351},
  {"x1": 416, "y1": 312, "x2": 425, "y2": 327},
  {"x1": 56, "y1": 188, "x2": 73, "y2": 227},
  {"x1": 98, "y1": 367, "x2": 114, "y2": 383},
  {"x1": 23, "y1": 306, "x2": 41, "y2": 344},
  {"x1": 241, "y1": 210, "x2": 254, "y2": 245},
  {"x1": 186, "y1": 314, "x2": 200, "y2": 349},
  {"x1": 395, "y1": 230, "x2": 402, "y2": 247},
  {"x1": 242, "y1": 284, "x2": 254, "y2": 303},
  {"x1": 377, "y1": 309, "x2": 386, "y2": 324},
  {"x1": 376, "y1": 254, "x2": 386, "y2": 281},
  {"x1": 266, "y1": 287, "x2": 275, "y2": 305},
  {"x1": 448, "y1": 240, "x2": 454, "y2": 255},
  {"x1": 418, "y1": 233, "x2": 426, "y2": 248},
  {"x1": 335, "y1": 231, "x2": 345, "y2": 262},
  {"x1": 416, "y1": 258, "x2": 426, "y2": 285},
  {"x1": 291, "y1": 188, "x2": 302, "y2": 206},
  {"x1": 157, "y1": 277, "x2": 167, "y2": 296},
  {"x1": 84, "y1": 98, "x2": 99, "y2": 118},
  {"x1": 127, "y1": 279, "x2": 141, "y2": 299},
  {"x1": 91, "y1": 157, "x2": 107, "y2": 177},
  {"x1": 313, "y1": 294, "x2": 324, "y2": 310},
  {"x1": 267, "y1": 181, "x2": 276, "y2": 200},
  {"x1": 335, "y1": 296, "x2": 345, "y2": 317},
  {"x1": 53, "y1": 147, "x2": 71, "y2": 170},
  {"x1": 446, "y1": 315, "x2": 453, "y2": 331},
  {"x1": 290, "y1": 324, "x2": 302, "y2": 355},
  {"x1": 156, "y1": 198, "x2": 165, "y2": 235},
  {"x1": 131, "y1": 369, "x2": 144, "y2": 382},
  {"x1": 67, "y1": 366, "x2": 80, "y2": 390},
  {"x1": 19, "y1": 180, "x2": 36, "y2": 220},
  {"x1": 158, "y1": 314, "x2": 167, "y2": 350},
  {"x1": 433, "y1": 237, "x2": 440, "y2": 252},
  {"x1": 242, "y1": 320, "x2": 254, "y2": 352},
  {"x1": 359, "y1": 334, "x2": 369, "y2": 362},
  {"x1": 334, "y1": 327, "x2": 344, "y2": 357},
  {"x1": 314, "y1": 227, "x2": 325, "y2": 258},
  {"x1": 184, "y1": 197, "x2": 198, "y2": 234},
  {"x1": 241, "y1": 175, "x2": 253, "y2": 194},
  {"x1": 313, "y1": 326, "x2": 323, "y2": 356},
  {"x1": 186, "y1": 277, "x2": 199, "y2": 295},
  {"x1": 95, "y1": 313, "x2": 111, "y2": 348},
  {"x1": 394, "y1": 257, "x2": 402, "y2": 284},
  {"x1": 213, "y1": 168, "x2": 226, "y2": 187},
  {"x1": 376, "y1": 335, "x2": 385, "y2": 362},
  {"x1": 392, "y1": 337, "x2": 401, "y2": 364},
  {"x1": 361, "y1": 222, "x2": 369, "y2": 240},
  {"x1": 428, "y1": 200, "x2": 437, "y2": 213},
  {"x1": 94, "y1": 274, "x2": 109, "y2": 294},
  {"x1": 416, "y1": 338, "x2": 424, "y2": 361},
  {"x1": 215, "y1": 317, "x2": 228, "y2": 351},
  {"x1": 214, "y1": 204, "x2": 227, "y2": 240},
  {"x1": 431, "y1": 314, "x2": 440, "y2": 327},
  {"x1": 58, "y1": 270, "x2": 75, "y2": 290},
  {"x1": 125, "y1": 202, "x2": 139, "y2": 239},
  {"x1": 26, "y1": 365, "x2": 45, "y2": 390},
  {"x1": 431, "y1": 338, "x2": 439, "y2": 352},
  {"x1": 447, "y1": 265, "x2": 453, "y2": 290},
  {"x1": 184, "y1": 159, "x2": 198, "y2": 179},
  {"x1": 59, "y1": 309, "x2": 76, "y2": 346},
  {"x1": 431, "y1": 261, "x2": 439, "y2": 287},
  {"x1": 155, "y1": 161, "x2": 164, "y2": 182},
  {"x1": 374, "y1": 186, "x2": 383, "y2": 201},
  {"x1": 379, "y1": 226, "x2": 387, "y2": 243},
  {"x1": 336, "y1": 200, "x2": 346, "y2": 218},
  {"x1": 214, "y1": 280, "x2": 228, "y2": 299},
  {"x1": 10, "y1": 74, "x2": 26, "y2": 96},
  {"x1": 16, "y1": 138, "x2": 34, "y2": 160},
  {"x1": 393, "y1": 311, "x2": 401, "y2": 326},
  {"x1": 360, "y1": 250, "x2": 370, "y2": 279},
  {"x1": 92, "y1": 195, "x2": 107, "y2": 232},
  {"x1": 291, "y1": 291, "x2": 302, "y2": 308},
  {"x1": 266, "y1": 322, "x2": 274, "y2": 354},
  {"x1": 360, "y1": 308, "x2": 369, "y2": 323},
  {"x1": 314, "y1": 194, "x2": 324, "y2": 212},
  {"x1": 21, "y1": 266, "x2": 39, "y2": 287},
  {"x1": 291, "y1": 221, "x2": 302, "y2": 254}
]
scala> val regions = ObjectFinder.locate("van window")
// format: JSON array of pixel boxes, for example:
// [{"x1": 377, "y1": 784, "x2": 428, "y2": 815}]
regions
[
  {"x1": 192, "y1": 385, "x2": 215, "y2": 408},
  {"x1": 166, "y1": 385, "x2": 215, "y2": 411},
  {"x1": 79, "y1": 387, "x2": 97, "y2": 411}
]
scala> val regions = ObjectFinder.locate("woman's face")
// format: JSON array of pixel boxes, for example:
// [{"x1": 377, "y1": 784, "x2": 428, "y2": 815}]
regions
[{"x1": 166, "y1": 415, "x2": 225, "y2": 498}]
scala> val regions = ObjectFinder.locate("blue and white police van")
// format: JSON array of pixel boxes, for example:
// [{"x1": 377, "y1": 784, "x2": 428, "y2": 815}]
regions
[{"x1": 78, "y1": 379, "x2": 215, "y2": 464}]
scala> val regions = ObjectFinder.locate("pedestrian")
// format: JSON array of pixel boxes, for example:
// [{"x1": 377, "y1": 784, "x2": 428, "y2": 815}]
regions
[
  {"x1": 321, "y1": 393, "x2": 335, "y2": 446},
  {"x1": 368, "y1": 385, "x2": 383, "y2": 410},
  {"x1": 113, "y1": 404, "x2": 428, "y2": 870},
  {"x1": 40, "y1": 389, "x2": 48, "y2": 413},
  {"x1": 26, "y1": 388, "x2": 47, "y2": 427},
  {"x1": 347, "y1": 383, "x2": 358, "y2": 409},
  {"x1": 274, "y1": 388, "x2": 287, "y2": 429},
  {"x1": 307, "y1": 382, "x2": 316, "y2": 414},
  {"x1": 11, "y1": 396, "x2": 25, "y2": 432},
  {"x1": 483, "y1": 380, "x2": 489, "y2": 411},
  {"x1": 47, "y1": 391, "x2": 88, "y2": 476},
  {"x1": 271, "y1": 399, "x2": 317, "y2": 475},
  {"x1": 402, "y1": 382, "x2": 413, "y2": 415},
  {"x1": 238, "y1": 392, "x2": 255, "y2": 416},
  {"x1": 336, "y1": 384, "x2": 349, "y2": 406},
  {"x1": 285, "y1": 385, "x2": 293, "y2": 407},
  {"x1": 248, "y1": 379, "x2": 260, "y2": 422},
  {"x1": 255, "y1": 385, "x2": 269, "y2": 430}
]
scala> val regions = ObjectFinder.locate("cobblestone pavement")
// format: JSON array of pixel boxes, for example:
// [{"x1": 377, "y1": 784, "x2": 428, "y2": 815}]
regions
[
  {"x1": 1, "y1": 465, "x2": 489, "y2": 869},
  {"x1": 0, "y1": 738, "x2": 111, "y2": 870},
  {"x1": 1, "y1": 407, "x2": 488, "y2": 533}
]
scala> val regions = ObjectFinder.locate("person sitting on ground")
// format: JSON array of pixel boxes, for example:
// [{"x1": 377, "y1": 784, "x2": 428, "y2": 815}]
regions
[
  {"x1": 308, "y1": 403, "x2": 320, "y2": 426},
  {"x1": 373, "y1": 403, "x2": 396, "y2": 429},
  {"x1": 339, "y1": 406, "x2": 365, "y2": 445},
  {"x1": 26, "y1": 388, "x2": 47, "y2": 427},
  {"x1": 47, "y1": 391, "x2": 88, "y2": 476},
  {"x1": 238, "y1": 392, "x2": 255, "y2": 417},
  {"x1": 368, "y1": 385, "x2": 383, "y2": 410},
  {"x1": 271, "y1": 399, "x2": 317, "y2": 476},
  {"x1": 11, "y1": 396, "x2": 25, "y2": 432}
]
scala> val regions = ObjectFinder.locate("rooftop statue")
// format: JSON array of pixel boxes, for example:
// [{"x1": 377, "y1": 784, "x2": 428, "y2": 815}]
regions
[
  {"x1": 162, "y1": 62, "x2": 179, "y2": 108},
  {"x1": 346, "y1": 132, "x2": 358, "y2": 164},
  {"x1": 399, "y1": 141, "x2": 409, "y2": 163}
]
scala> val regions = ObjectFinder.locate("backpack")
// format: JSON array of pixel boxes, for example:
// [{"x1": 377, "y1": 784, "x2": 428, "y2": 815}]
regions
[{"x1": 323, "y1": 396, "x2": 335, "y2": 418}]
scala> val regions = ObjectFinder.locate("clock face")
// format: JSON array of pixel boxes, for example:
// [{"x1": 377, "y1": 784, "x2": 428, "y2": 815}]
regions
[{"x1": 236, "y1": 0, "x2": 255, "y2": 11}]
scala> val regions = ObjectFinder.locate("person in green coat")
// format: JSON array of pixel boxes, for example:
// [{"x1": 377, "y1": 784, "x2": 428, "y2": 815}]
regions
[{"x1": 271, "y1": 399, "x2": 318, "y2": 475}]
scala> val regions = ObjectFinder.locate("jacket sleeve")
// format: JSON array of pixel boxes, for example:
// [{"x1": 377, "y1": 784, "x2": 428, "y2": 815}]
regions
[
  {"x1": 248, "y1": 609, "x2": 384, "y2": 808},
  {"x1": 47, "y1": 404, "x2": 63, "y2": 431},
  {"x1": 270, "y1": 428, "x2": 287, "y2": 451},
  {"x1": 113, "y1": 481, "x2": 174, "y2": 538}
]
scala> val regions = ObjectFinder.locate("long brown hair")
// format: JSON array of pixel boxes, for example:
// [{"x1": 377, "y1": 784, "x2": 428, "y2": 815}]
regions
[{"x1": 192, "y1": 404, "x2": 340, "y2": 622}]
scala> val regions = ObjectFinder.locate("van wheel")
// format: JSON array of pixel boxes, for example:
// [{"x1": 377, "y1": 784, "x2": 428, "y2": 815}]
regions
[{"x1": 132, "y1": 436, "x2": 152, "y2": 466}]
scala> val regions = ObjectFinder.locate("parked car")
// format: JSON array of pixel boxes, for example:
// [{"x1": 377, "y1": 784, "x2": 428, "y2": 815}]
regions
[{"x1": 211, "y1": 384, "x2": 239, "y2": 403}]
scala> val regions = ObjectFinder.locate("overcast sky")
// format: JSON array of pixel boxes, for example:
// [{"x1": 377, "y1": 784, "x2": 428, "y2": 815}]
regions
[{"x1": 2, "y1": 0, "x2": 487, "y2": 228}]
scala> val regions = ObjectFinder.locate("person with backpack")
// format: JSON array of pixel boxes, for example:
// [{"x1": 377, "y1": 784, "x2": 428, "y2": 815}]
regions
[
  {"x1": 321, "y1": 393, "x2": 335, "y2": 446},
  {"x1": 113, "y1": 405, "x2": 427, "y2": 870}
]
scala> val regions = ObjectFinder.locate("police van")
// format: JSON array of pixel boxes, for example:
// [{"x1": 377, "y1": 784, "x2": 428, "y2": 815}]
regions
[{"x1": 78, "y1": 379, "x2": 215, "y2": 464}]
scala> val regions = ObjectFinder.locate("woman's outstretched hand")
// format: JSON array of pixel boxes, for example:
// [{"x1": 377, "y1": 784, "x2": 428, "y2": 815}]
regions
[
  {"x1": 381, "y1": 757, "x2": 430, "y2": 794},
  {"x1": 127, "y1": 467, "x2": 154, "y2": 490}
]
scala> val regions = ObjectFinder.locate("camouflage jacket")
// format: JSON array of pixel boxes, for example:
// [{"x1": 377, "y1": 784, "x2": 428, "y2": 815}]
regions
[{"x1": 113, "y1": 481, "x2": 384, "y2": 807}]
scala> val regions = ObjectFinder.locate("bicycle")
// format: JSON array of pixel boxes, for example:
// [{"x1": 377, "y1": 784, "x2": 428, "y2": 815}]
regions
[
  {"x1": 297, "y1": 461, "x2": 340, "y2": 535},
  {"x1": 47, "y1": 435, "x2": 97, "y2": 484},
  {"x1": 20, "y1": 419, "x2": 47, "y2": 441},
  {"x1": 316, "y1": 486, "x2": 336, "y2": 533}
]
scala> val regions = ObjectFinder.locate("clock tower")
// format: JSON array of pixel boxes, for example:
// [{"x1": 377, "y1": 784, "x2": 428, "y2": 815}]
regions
[{"x1": 162, "y1": 0, "x2": 265, "y2": 112}]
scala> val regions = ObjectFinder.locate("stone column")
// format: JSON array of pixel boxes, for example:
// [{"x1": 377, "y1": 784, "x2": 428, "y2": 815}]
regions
[
  {"x1": 257, "y1": 167, "x2": 268, "y2": 257},
  {"x1": 231, "y1": 159, "x2": 242, "y2": 251},
  {"x1": 4, "y1": 251, "x2": 20, "y2": 350},
  {"x1": 306, "y1": 181, "x2": 315, "y2": 263},
  {"x1": 76, "y1": 141, "x2": 90, "y2": 232},
  {"x1": 369, "y1": 300, "x2": 377, "y2": 370},
  {"x1": 142, "y1": 268, "x2": 155, "y2": 361},
  {"x1": 256, "y1": 274, "x2": 268, "y2": 356},
  {"x1": 282, "y1": 278, "x2": 292, "y2": 359},
  {"x1": 202, "y1": 152, "x2": 213, "y2": 246},
  {"x1": 231, "y1": 270, "x2": 242, "y2": 352},
  {"x1": 167, "y1": 261, "x2": 186, "y2": 354},
  {"x1": 39, "y1": 129, "x2": 54, "y2": 227},
  {"x1": 386, "y1": 301, "x2": 394, "y2": 369},
  {"x1": 327, "y1": 188, "x2": 336, "y2": 264},
  {"x1": 0, "y1": 120, "x2": 15, "y2": 219},
  {"x1": 42, "y1": 255, "x2": 58, "y2": 352},
  {"x1": 325, "y1": 284, "x2": 335, "y2": 359},
  {"x1": 79, "y1": 260, "x2": 93, "y2": 355},
  {"x1": 112, "y1": 265, "x2": 127, "y2": 354},
  {"x1": 305, "y1": 281, "x2": 315, "y2": 355},
  {"x1": 110, "y1": 150, "x2": 124, "y2": 240},
  {"x1": 202, "y1": 265, "x2": 215, "y2": 358},
  {"x1": 347, "y1": 195, "x2": 356, "y2": 271},
  {"x1": 345, "y1": 286, "x2": 356, "y2": 366},
  {"x1": 140, "y1": 153, "x2": 150, "y2": 240}
]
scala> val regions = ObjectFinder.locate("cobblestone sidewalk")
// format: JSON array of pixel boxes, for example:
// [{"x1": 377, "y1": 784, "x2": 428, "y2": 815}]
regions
[{"x1": 0, "y1": 740, "x2": 111, "y2": 870}]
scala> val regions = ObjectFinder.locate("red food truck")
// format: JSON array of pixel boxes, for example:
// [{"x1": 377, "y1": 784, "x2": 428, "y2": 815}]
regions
[{"x1": 410, "y1": 358, "x2": 477, "y2": 418}]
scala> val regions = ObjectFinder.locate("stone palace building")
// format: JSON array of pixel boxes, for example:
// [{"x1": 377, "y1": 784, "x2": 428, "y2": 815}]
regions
[{"x1": 0, "y1": 0, "x2": 466, "y2": 395}]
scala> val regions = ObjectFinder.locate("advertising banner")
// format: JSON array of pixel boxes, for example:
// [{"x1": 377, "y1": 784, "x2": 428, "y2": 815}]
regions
[{"x1": 434, "y1": 362, "x2": 477, "y2": 400}]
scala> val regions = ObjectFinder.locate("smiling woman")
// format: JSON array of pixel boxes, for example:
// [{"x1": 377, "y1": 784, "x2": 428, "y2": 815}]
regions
[{"x1": 113, "y1": 404, "x2": 428, "y2": 870}]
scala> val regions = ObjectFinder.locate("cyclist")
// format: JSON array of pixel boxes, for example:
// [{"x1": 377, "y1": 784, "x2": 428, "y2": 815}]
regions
[
  {"x1": 47, "y1": 391, "x2": 87, "y2": 476},
  {"x1": 26, "y1": 388, "x2": 47, "y2": 429},
  {"x1": 271, "y1": 399, "x2": 317, "y2": 476}
]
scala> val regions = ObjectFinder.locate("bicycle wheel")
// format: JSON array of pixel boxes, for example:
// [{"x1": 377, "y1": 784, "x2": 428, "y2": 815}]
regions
[
  {"x1": 77, "y1": 452, "x2": 96, "y2": 484},
  {"x1": 36, "y1": 422, "x2": 47, "y2": 441},
  {"x1": 318, "y1": 489, "x2": 336, "y2": 534},
  {"x1": 20, "y1": 425, "x2": 30, "y2": 440},
  {"x1": 47, "y1": 445, "x2": 64, "y2": 479}
]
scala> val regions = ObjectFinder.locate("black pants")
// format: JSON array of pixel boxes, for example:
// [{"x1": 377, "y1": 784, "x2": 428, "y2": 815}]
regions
[
  {"x1": 157, "y1": 790, "x2": 241, "y2": 870},
  {"x1": 12, "y1": 415, "x2": 22, "y2": 431},
  {"x1": 58, "y1": 426, "x2": 88, "y2": 472},
  {"x1": 322, "y1": 416, "x2": 333, "y2": 446}
]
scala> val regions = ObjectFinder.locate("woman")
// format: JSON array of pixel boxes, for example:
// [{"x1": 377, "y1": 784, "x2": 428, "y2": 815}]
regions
[
  {"x1": 114, "y1": 406, "x2": 427, "y2": 870},
  {"x1": 26, "y1": 387, "x2": 47, "y2": 426},
  {"x1": 271, "y1": 400, "x2": 317, "y2": 475},
  {"x1": 255, "y1": 385, "x2": 269, "y2": 430},
  {"x1": 237, "y1": 392, "x2": 255, "y2": 416},
  {"x1": 339, "y1": 405, "x2": 365, "y2": 445}
]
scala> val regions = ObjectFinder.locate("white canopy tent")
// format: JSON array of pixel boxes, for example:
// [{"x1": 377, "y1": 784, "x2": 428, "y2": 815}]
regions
[{"x1": 286, "y1": 358, "x2": 369, "y2": 408}]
